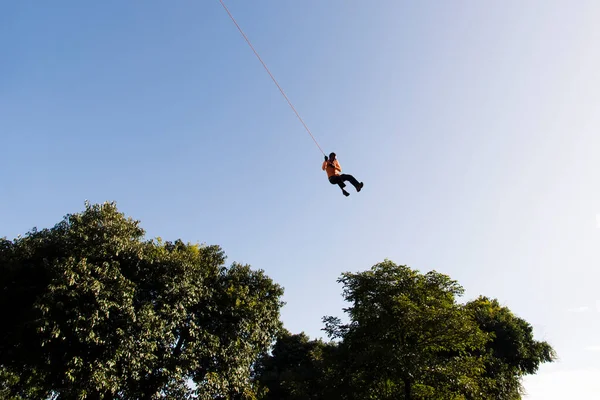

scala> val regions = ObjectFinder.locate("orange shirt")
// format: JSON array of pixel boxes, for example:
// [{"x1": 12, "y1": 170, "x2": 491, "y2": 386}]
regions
[{"x1": 322, "y1": 159, "x2": 342, "y2": 178}]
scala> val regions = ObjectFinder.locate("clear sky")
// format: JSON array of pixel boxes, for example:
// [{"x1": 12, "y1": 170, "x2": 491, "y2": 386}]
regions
[{"x1": 2, "y1": 1, "x2": 599, "y2": 398}]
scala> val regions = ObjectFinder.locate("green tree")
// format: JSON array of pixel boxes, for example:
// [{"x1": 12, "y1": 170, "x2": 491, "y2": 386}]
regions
[
  {"x1": 254, "y1": 331, "x2": 338, "y2": 400},
  {"x1": 464, "y1": 297, "x2": 556, "y2": 399},
  {"x1": 0, "y1": 202, "x2": 284, "y2": 399},
  {"x1": 322, "y1": 260, "x2": 489, "y2": 400}
]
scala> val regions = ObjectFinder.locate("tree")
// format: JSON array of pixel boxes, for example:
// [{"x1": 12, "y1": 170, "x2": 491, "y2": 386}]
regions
[
  {"x1": 254, "y1": 331, "x2": 339, "y2": 400},
  {"x1": 464, "y1": 297, "x2": 556, "y2": 399},
  {"x1": 0, "y1": 202, "x2": 284, "y2": 399},
  {"x1": 322, "y1": 260, "x2": 489, "y2": 400}
]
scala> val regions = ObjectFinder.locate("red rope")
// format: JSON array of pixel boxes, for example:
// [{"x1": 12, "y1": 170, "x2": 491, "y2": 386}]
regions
[{"x1": 218, "y1": 0, "x2": 326, "y2": 156}]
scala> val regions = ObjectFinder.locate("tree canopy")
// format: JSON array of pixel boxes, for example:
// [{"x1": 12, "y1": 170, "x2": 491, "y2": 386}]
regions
[
  {"x1": 0, "y1": 202, "x2": 284, "y2": 399},
  {"x1": 1, "y1": 203, "x2": 555, "y2": 400},
  {"x1": 257, "y1": 262, "x2": 556, "y2": 400}
]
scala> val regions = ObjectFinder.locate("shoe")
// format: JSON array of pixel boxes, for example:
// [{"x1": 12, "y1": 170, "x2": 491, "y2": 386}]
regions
[
  {"x1": 343, "y1": 190, "x2": 350, "y2": 197},
  {"x1": 356, "y1": 182, "x2": 364, "y2": 192}
]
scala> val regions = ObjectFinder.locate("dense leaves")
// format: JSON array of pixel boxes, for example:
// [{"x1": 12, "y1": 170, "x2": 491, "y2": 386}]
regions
[
  {"x1": 464, "y1": 297, "x2": 556, "y2": 399},
  {"x1": 254, "y1": 331, "x2": 338, "y2": 400},
  {"x1": 321, "y1": 261, "x2": 489, "y2": 399},
  {"x1": 1, "y1": 203, "x2": 555, "y2": 399},
  {"x1": 256, "y1": 261, "x2": 555, "y2": 400},
  {"x1": 0, "y1": 202, "x2": 284, "y2": 399}
]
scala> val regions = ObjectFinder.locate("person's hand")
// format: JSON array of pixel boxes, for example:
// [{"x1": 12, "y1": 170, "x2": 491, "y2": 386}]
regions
[{"x1": 324, "y1": 155, "x2": 328, "y2": 161}]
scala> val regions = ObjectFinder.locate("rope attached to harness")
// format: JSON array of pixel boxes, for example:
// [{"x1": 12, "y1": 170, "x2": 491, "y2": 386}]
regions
[{"x1": 217, "y1": 0, "x2": 326, "y2": 156}]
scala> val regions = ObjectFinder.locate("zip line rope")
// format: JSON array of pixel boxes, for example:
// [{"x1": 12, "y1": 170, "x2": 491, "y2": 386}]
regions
[{"x1": 217, "y1": 0, "x2": 326, "y2": 157}]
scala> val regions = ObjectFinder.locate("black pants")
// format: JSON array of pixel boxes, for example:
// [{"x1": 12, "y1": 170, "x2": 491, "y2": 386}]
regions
[{"x1": 329, "y1": 174, "x2": 360, "y2": 190}]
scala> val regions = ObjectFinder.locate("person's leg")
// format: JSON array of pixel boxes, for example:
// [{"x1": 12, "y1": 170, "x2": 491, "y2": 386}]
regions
[
  {"x1": 329, "y1": 176, "x2": 350, "y2": 196},
  {"x1": 329, "y1": 176, "x2": 345, "y2": 188},
  {"x1": 339, "y1": 174, "x2": 363, "y2": 191}
]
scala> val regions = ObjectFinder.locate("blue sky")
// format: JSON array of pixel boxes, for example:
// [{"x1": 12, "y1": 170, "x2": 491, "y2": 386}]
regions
[{"x1": 2, "y1": 1, "x2": 599, "y2": 397}]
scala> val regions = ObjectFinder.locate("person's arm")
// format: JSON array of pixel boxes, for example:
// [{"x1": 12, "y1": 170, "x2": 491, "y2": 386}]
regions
[
  {"x1": 322, "y1": 161, "x2": 327, "y2": 171},
  {"x1": 334, "y1": 160, "x2": 342, "y2": 173}
]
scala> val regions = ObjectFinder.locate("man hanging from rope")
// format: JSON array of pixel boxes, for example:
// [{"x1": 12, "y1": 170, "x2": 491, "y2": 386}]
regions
[{"x1": 322, "y1": 152, "x2": 364, "y2": 197}]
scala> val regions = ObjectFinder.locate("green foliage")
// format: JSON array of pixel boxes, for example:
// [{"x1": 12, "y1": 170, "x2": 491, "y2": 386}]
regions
[
  {"x1": 464, "y1": 297, "x2": 557, "y2": 399},
  {"x1": 254, "y1": 331, "x2": 338, "y2": 400},
  {"x1": 249, "y1": 261, "x2": 556, "y2": 400},
  {"x1": 0, "y1": 203, "x2": 556, "y2": 400},
  {"x1": 0, "y1": 202, "x2": 284, "y2": 399},
  {"x1": 321, "y1": 260, "x2": 489, "y2": 399}
]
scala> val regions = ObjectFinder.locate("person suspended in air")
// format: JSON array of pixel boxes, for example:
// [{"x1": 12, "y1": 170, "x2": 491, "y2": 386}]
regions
[{"x1": 322, "y1": 152, "x2": 364, "y2": 197}]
